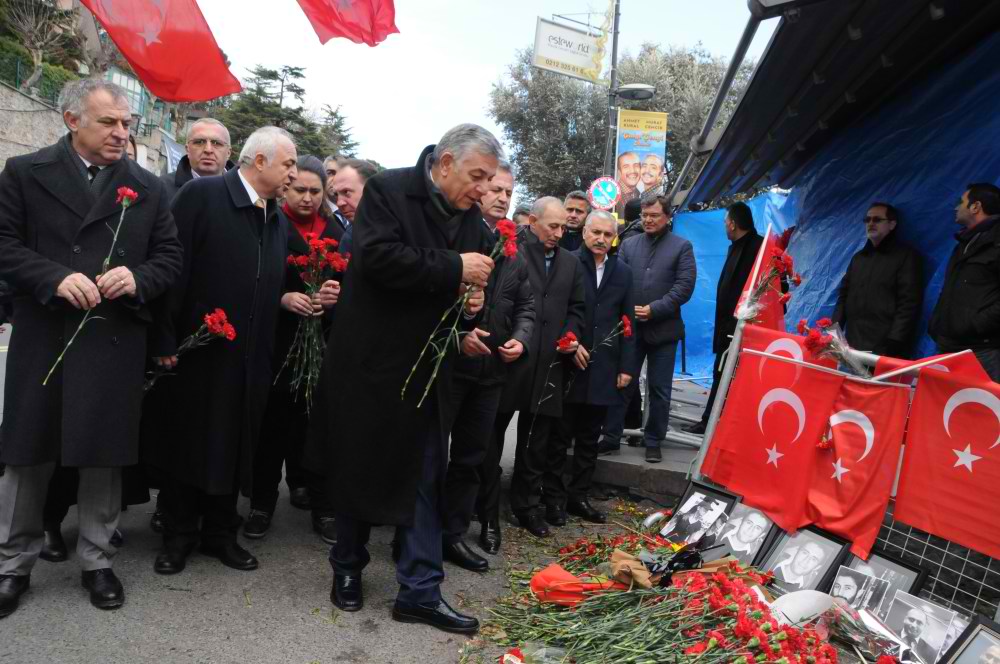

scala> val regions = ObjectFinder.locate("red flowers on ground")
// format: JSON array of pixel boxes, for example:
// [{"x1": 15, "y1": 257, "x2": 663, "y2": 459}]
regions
[
  {"x1": 115, "y1": 186, "x2": 138, "y2": 207},
  {"x1": 556, "y1": 331, "x2": 577, "y2": 351}
]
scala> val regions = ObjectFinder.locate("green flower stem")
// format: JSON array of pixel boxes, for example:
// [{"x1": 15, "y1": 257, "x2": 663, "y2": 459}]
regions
[
  {"x1": 101, "y1": 204, "x2": 129, "y2": 275},
  {"x1": 43, "y1": 309, "x2": 104, "y2": 386}
]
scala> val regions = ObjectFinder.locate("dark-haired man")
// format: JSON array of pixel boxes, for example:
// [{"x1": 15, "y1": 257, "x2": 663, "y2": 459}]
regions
[
  {"x1": 560, "y1": 191, "x2": 590, "y2": 252},
  {"x1": 930, "y1": 183, "x2": 1000, "y2": 380},
  {"x1": 833, "y1": 202, "x2": 922, "y2": 359}
]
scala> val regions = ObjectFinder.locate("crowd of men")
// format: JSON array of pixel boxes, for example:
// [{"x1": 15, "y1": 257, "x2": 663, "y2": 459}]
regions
[{"x1": 0, "y1": 77, "x2": 999, "y2": 635}]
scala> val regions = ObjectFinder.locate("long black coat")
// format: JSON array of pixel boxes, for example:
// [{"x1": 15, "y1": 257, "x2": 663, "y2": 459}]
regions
[
  {"x1": 309, "y1": 146, "x2": 484, "y2": 526},
  {"x1": 833, "y1": 230, "x2": 922, "y2": 356},
  {"x1": 142, "y1": 168, "x2": 288, "y2": 495},
  {"x1": 0, "y1": 137, "x2": 182, "y2": 467},
  {"x1": 713, "y1": 230, "x2": 764, "y2": 354},
  {"x1": 565, "y1": 249, "x2": 636, "y2": 406},
  {"x1": 498, "y1": 232, "x2": 586, "y2": 417}
]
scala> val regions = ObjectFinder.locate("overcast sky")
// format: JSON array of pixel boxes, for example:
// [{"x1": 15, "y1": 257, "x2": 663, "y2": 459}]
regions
[{"x1": 197, "y1": 0, "x2": 778, "y2": 169}]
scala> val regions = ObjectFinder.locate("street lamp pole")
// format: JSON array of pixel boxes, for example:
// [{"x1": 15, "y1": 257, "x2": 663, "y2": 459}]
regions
[{"x1": 602, "y1": 0, "x2": 621, "y2": 177}]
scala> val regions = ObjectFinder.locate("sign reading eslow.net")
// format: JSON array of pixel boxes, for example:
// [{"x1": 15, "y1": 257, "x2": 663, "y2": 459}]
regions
[{"x1": 532, "y1": 17, "x2": 606, "y2": 85}]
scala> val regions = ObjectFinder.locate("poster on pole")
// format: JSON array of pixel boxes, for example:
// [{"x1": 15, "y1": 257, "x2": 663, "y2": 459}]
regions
[
  {"x1": 613, "y1": 109, "x2": 669, "y2": 215},
  {"x1": 532, "y1": 17, "x2": 606, "y2": 85}
]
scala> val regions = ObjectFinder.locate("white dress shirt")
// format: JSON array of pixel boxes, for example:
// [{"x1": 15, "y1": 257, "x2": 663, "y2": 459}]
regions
[
  {"x1": 237, "y1": 169, "x2": 265, "y2": 207},
  {"x1": 595, "y1": 258, "x2": 607, "y2": 287}
]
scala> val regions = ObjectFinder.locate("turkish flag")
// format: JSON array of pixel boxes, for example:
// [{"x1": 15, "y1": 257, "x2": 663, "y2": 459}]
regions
[
  {"x1": 735, "y1": 231, "x2": 785, "y2": 331},
  {"x1": 806, "y1": 379, "x2": 909, "y2": 559},
  {"x1": 741, "y1": 325, "x2": 838, "y2": 387},
  {"x1": 874, "y1": 350, "x2": 990, "y2": 385},
  {"x1": 702, "y1": 350, "x2": 845, "y2": 531},
  {"x1": 296, "y1": 0, "x2": 399, "y2": 47},
  {"x1": 80, "y1": 0, "x2": 241, "y2": 102},
  {"x1": 895, "y1": 370, "x2": 1000, "y2": 559}
]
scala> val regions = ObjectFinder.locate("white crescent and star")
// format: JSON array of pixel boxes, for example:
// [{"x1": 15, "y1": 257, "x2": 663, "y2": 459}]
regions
[
  {"x1": 943, "y1": 388, "x2": 1000, "y2": 450},
  {"x1": 759, "y1": 339, "x2": 804, "y2": 384},
  {"x1": 765, "y1": 444, "x2": 784, "y2": 467},
  {"x1": 828, "y1": 409, "x2": 876, "y2": 461},
  {"x1": 953, "y1": 444, "x2": 982, "y2": 472},
  {"x1": 831, "y1": 458, "x2": 850, "y2": 482},
  {"x1": 757, "y1": 388, "x2": 806, "y2": 442}
]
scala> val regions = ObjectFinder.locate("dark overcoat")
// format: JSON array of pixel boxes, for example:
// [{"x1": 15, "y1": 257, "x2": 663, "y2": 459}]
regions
[
  {"x1": 713, "y1": 230, "x2": 763, "y2": 354},
  {"x1": 565, "y1": 249, "x2": 637, "y2": 406},
  {"x1": 0, "y1": 136, "x2": 183, "y2": 467},
  {"x1": 617, "y1": 230, "x2": 696, "y2": 346},
  {"x1": 498, "y1": 232, "x2": 585, "y2": 417},
  {"x1": 142, "y1": 168, "x2": 288, "y2": 495},
  {"x1": 310, "y1": 146, "x2": 484, "y2": 526}
]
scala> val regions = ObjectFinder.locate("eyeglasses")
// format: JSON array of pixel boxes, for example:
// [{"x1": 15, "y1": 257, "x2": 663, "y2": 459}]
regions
[
  {"x1": 188, "y1": 138, "x2": 228, "y2": 148},
  {"x1": 863, "y1": 216, "x2": 889, "y2": 224}
]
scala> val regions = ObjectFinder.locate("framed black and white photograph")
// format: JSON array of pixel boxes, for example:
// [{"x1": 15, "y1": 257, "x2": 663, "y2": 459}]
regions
[
  {"x1": 829, "y1": 564, "x2": 892, "y2": 614},
  {"x1": 884, "y1": 590, "x2": 958, "y2": 664},
  {"x1": 937, "y1": 615, "x2": 1000, "y2": 664},
  {"x1": 759, "y1": 527, "x2": 849, "y2": 595},
  {"x1": 660, "y1": 481, "x2": 737, "y2": 546},
  {"x1": 848, "y1": 551, "x2": 929, "y2": 620},
  {"x1": 711, "y1": 503, "x2": 774, "y2": 566}
]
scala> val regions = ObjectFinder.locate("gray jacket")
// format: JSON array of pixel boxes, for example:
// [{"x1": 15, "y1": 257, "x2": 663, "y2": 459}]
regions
[{"x1": 618, "y1": 229, "x2": 696, "y2": 345}]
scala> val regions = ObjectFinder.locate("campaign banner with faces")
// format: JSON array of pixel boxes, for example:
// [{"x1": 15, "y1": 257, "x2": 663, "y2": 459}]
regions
[{"x1": 613, "y1": 109, "x2": 667, "y2": 215}]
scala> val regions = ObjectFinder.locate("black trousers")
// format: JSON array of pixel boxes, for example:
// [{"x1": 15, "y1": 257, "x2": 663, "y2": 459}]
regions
[
  {"x1": 443, "y1": 377, "x2": 502, "y2": 542},
  {"x1": 698, "y1": 351, "x2": 726, "y2": 426},
  {"x1": 162, "y1": 478, "x2": 241, "y2": 552},
  {"x1": 251, "y1": 387, "x2": 309, "y2": 513},
  {"x1": 544, "y1": 403, "x2": 607, "y2": 507},
  {"x1": 489, "y1": 410, "x2": 555, "y2": 518}
]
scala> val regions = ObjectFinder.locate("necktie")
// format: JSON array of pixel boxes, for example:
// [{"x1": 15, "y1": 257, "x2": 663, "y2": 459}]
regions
[
  {"x1": 87, "y1": 165, "x2": 100, "y2": 185},
  {"x1": 254, "y1": 197, "x2": 267, "y2": 209}
]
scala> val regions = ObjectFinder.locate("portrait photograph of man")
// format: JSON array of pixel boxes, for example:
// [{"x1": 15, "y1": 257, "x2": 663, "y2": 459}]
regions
[
  {"x1": 659, "y1": 492, "x2": 727, "y2": 545},
  {"x1": 638, "y1": 153, "x2": 664, "y2": 194},
  {"x1": 716, "y1": 504, "x2": 772, "y2": 565},
  {"x1": 761, "y1": 529, "x2": 844, "y2": 594},
  {"x1": 885, "y1": 590, "x2": 958, "y2": 664},
  {"x1": 830, "y1": 565, "x2": 891, "y2": 614},
  {"x1": 951, "y1": 631, "x2": 1000, "y2": 664},
  {"x1": 848, "y1": 554, "x2": 926, "y2": 621}
]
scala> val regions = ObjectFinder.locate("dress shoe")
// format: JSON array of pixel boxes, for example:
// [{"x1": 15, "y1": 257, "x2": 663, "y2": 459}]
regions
[
  {"x1": 515, "y1": 513, "x2": 550, "y2": 538},
  {"x1": 567, "y1": 498, "x2": 607, "y2": 524},
  {"x1": 81, "y1": 569, "x2": 124, "y2": 610},
  {"x1": 443, "y1": 539, "x2": 488, "y2": 572},
  {"x1": 312, "y1": 516, "x2": 337, "y2": 546},
  {"x1": 289, "y1": 487, "x2": 311, "y2": 510},
  {"x1": 331, "y1": 574, "x2": 363, "y2": 612},
  {"x1": 478, "y1": 520, "x2": 501, "y2": 555},
  {"x1": 40, "y1": 526, "x2": 68, "y2": 563},
  {"x1": 392, "y1": 598, "x2": 479, "y2": 634},
  {"x1": 149, "y1": 510, "x2": 167, "y2": 533},
  {"x1": 645, "y1": 447, "x2": 662, "y2": 463},
  {"x1": 153, "y1": 548, "x2": 189, "y2": 575},
  {"x1": 110, "y1": 529, "x2": 124, "y2": 548},
  {"x1": 0, "y1": 574, "x2": 30, "y2": 619},
  {"x1": 544, "y1": 504, "x2": 567, "y2": 527},
  {"x1": 201, "y1": 542, "x2": 259, "y2": 571},
  {"x1": 597, "y1": 439, "x2": 621, "y2": 456},
  {"x1": 242, "y1": 510, "x2": 272, "y2": 539},
  {"x1": 683, "y1": 421, "x2": 707, "y2": 435}
]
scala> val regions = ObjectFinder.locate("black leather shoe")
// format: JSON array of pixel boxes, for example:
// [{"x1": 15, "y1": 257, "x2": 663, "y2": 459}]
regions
[
  {"x1": 150, "y1": 510, "x2": 167, "y2": 533},
  {"x1": 516, "y1": 513, "x2": 550, "y2": 538},
  {"x1": 392, "y1": 598, "x2": 479, "y2": 634},
  {"x1": 81, "y1": 569, "x2": 124, "y2": 610},
  {"x1": 40, "y1": 526, "x2": 68, "y2": 563},
  {"x1": 110, "y1": 529, "x2": 124, "y2": 548},
  {"x1": 331, "y1": 574, "x2": 363, "y2": 612},
  {"x1": 242, "y1": 510, "x2": 272, "y2": 539},
  {"x1": 597, "y1": 439, "x2": 621, "y2": 456},
  {"x1": 312, "y1": 516, "x2": 337, "y2": 546},
  {"x1": 443, "y1": 539, "x2": 488, "y2": 572},
  {"x1": 544, "y1": 504, "x2": 567, "y2": 527},
  {"x1": 645, "y1": 447, "x2": 662, "y2": 463},
  {"x1": 289, "y1": 487, "x2": 311, "y2": 510},
  {"x1": 201, "y1": 542, "x2": 259, "y2": 571},
  {"x1": 153, "y1": 548, "x2": 189, "y2": 575},
  {"x1": 0, "y1": 575, "x2": 29, "y2": 619},
  {"x1": 567, "y1": 498, "x2": 607, "y2": 524},
  {"x1": 683, "y1": 421, "x2": 707, "y2": 435},
  {"x1": 478, "y1": 520, "x2": 501, "y2": 555}
]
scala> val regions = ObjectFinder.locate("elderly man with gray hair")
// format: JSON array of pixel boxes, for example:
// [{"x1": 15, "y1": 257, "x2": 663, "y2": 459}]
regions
[
  {"x1": 143, "y1": 126, "x2": 298, "y2": 577},
  {"x1": 160, "y1": 118, "x2": 236, "y2": 200},
  {"x1": 309, "y1": 123, "x2": 500, "y2": 634},
  {"x1": 0, "y1": 78, "x2": 183, "y2": 617}
]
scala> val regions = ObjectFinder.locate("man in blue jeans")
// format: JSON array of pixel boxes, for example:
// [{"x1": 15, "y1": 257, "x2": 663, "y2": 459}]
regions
[{"x1": 598, "y1": 195, "x2": 696, "y2": 462}]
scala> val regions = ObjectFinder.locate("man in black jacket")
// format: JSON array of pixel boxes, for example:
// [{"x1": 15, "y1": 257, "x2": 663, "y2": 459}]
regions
[
  {"x1": 442, "y1": 161, "x2": 534, "y2": 571},
  {"x1": 159, "y1": 118, "x2": 235, "y2": 200},
  {"x1": 686, "y1": 203, "x2": 763, "y2": 435},
  {"x1": 930, "y1": 183, "x2": 1000, "y2": 380},
  {"x1": 833, "y1": 202, "x2": 922, "y2": 358},
  {"x1": 559, "y1": 191, "x2": 589, "y2": 252}
]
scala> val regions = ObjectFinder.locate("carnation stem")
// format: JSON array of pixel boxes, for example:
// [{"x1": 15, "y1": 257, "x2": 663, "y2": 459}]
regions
[
  {"x1": 101, "y1": 206, "x2": 128, "y2": 275},
  {"x1": 43, "y1": 310, "x2": 104, "y2": 386}
]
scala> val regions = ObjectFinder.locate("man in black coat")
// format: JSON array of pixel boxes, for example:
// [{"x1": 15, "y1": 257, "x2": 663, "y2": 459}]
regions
[
  {"x1": 833, "y1": 202, "x2": 922, "y2": 358},
  {"x1": 312, "y1": 124, "x2": 501, "y2": 634},
  {"x1": 442, "y1": 161, "x2": 534, "y2": 572},
  {"x1": 0, "y1": 79, "x2": 183, "y2": 617},
  {"x1": 559, "y1": 190, "x2": 589, "y2": 252},
  {"x1": 544, "y1": 211, "x2": 635, "y2": 525},
  {"x1": 487, "y1": 197, "x2": 586, "y2": 539},
  {"x1": 930, "y1": 183, "x2": 1000, "y2": 380},
  {"x1": 159, "y1": 118, "x2": 235, "y2": 201},
  {"x1": 143, "y1": 127, "x2": 299, "y2": 576},
  {"x1": 686, "y1": 203, "x2": 763, "y2": 435}
]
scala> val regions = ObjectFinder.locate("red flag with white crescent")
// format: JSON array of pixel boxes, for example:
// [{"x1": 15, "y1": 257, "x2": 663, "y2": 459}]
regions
[
  {"x1": 735, "y1": 231, "x2": 785, "y2": 332},
  {"x1": 296, "y1": 0, "x2": 399, "y2": 46},
  {"x1": 806, "y1": 378, "x2": 909, "y2": 559},
  {"x1": 741, "y1": 325, "x2": 837, "y2": 387},
  {"x1": 702, "y1": 350, "x2": 845, "y2": 532},
  {"x1": 895, "y1": 370, "x2": 1000, "y2": 559},
  {"x1": 873, "y1": 350, "x2": 991, "y2": 386},
  {"x1": 80, "y1": 0, "x2": 241, "y2": 102}
]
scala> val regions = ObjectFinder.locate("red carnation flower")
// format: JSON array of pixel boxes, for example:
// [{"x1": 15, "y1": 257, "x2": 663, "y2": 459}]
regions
[
  {"x1": 796, "y1": 319, "x2": 808, "y2": 334},
  {"x1": 816, "y1": 317, "x2": 833, "y2": 329},
  {"x1": 556, "y1": 331, "x2": 577, "y2": 351},
  {"x1": 622, "y1": 314, "x2": 633, "y2": 338},
  {"x1": 792, "y1": 273, "x2": 802, "y2": 286},
  {"x1": 503, "y1": 238, "x2": 518, "y2": 258},
  {"x1": 322, "y1": 237, "x2": 339, "y2": 248},
  {"x1": 222, "y1": 323, "x2": 236, "y2": 341},
  {"x1": 204, "y1": 308, "x2": 232, "y2": 338},
  {"x1": 496, "y1": 219, "x2": 517, "y2": 240},
  {"x1": 779, "y1": 293, "x2": 791, "y2": 305},
  {"x1": 116, "y1": 186, "x2": 138, "y2": 206}
]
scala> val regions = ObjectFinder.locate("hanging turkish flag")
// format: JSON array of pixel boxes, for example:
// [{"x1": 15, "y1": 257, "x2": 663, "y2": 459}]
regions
[
  {"x1": 873, "y1": 350, "x2": 990, "y2": 386},
  {"x1": 734, "y1": 231, "x2": 785, "y2": 332},
  {"x1": 741, "y1": 324, "x2": 838, "y2": 386},
  {"x1": 80, "y1": 0, "x2": 240, "y2": 102},
  {"x1": 895, "y1": 370, "x2": 1000, "y2": 559},
  {"x1": 702, "y1": 350, "x2": 845, "y2": 532},
  {"x1": 296, "y1": 0, "x2": 399, "y2": 47},
  {"x1": 806, "y1": 379, "x2": 909, "y2": 559}
]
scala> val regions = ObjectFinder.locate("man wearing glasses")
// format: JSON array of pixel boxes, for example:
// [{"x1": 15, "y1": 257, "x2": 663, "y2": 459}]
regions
[
  {"x1": 160, "y1": 118, "x2": 235, "y2": 200},
  {"x1": 833, "y1": 202, "x2": 922, "y2": 358}
]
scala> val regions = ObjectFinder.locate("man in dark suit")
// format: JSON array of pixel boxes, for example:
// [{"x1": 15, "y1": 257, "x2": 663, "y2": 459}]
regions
[
  {"x1": 143, "y1": 127, "x2": 299, "y2": 576},
  {"x1": 330, "y1": 158, "x2": 377, "y2": 255},
  {"x1": 685, "y1": 202, "x2": 763, "y2": 435},
  {"x1": 159, "y1": 118, "x2": 235, "y2": 200},
  {"x1": 544, "y1": 211, "x2": 635, "y2": 525},
  {"x1": 488, "y1": 197, "x2": 586, "y2": 538},
  {"x1": 559, "y1": 191, "x2": 590, "y2": 252},
  {"x1": 311, "y1": 124, "x2": 500, "y2": 634},
  {"x1": 0, "y1": 78, "x2": 183, "y2": 618}
]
